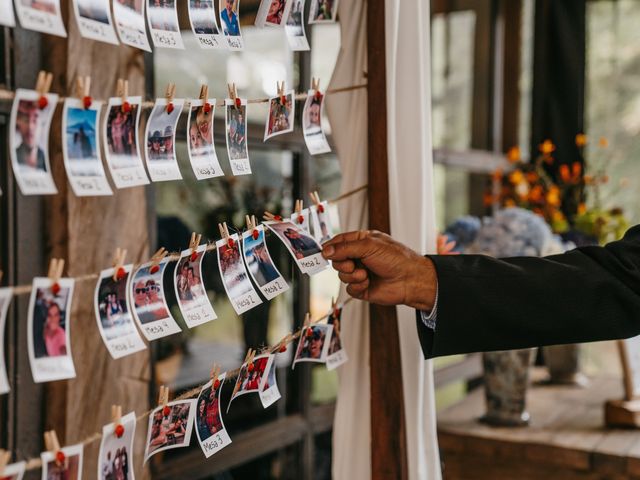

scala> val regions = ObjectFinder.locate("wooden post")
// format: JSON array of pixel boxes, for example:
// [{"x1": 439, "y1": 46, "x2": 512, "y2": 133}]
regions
[{"x1": 367, "y1": 0, "x2": 409, "y2": 479}]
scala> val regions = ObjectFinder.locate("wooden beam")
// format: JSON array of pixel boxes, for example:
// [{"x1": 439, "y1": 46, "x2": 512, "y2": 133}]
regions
[{"x1": 367, "y1": 0, "x2": 409, "y2": 479}]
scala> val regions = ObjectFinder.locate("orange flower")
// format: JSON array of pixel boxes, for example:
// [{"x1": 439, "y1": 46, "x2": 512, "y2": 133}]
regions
[
  {"x1": 551, "y1": 209, "x2": 565, "y2": 222},
  {"x1": 559, "y1": 164, "x2": 571, "y2": 183},
  {"x1": 578, "y1": 203, "x2": 587, "y2": 215},
  {"x1": 483, "y1": 192, "x2": 494, "y2": 207},
  {"x1": 505, "y1": 198, "x2": 516, "y2": 207},
  {"x1": 509, "y1": 169, "x2": 525, "y2": 185},
  {"x1": 532, "y1": 207, "x2": 544, "y2": 216},
  {"x1": 546, "y1": 186, "x2": 561, "y2": 207},
  {"x1": 437, "y1": 234, "x2": 459, "y2": 255},
  {"x1": 529, "y1": 185, "x2": 543, "y2": 202},
  {"x1": 571, "y1": 162, "x2": 582, "y2": 178},
  {"x1": 492, "y1": 168, "x2": 503, "y2": 182},
  {"x1": 525, "y1": 171, "x2": 539, "y2": 183},
  {"x1": 506, "y1": 146, "x2": 521, "y2": 163},
  {"x1": 539, "y1": 139, "x2": 556, "y2": 155},
  {"x1": 575, "y1": 133, "x2": 587, "y2": 147},
  {"x1": 599, "y1": 137, "x2": 609, "y2": 148}
]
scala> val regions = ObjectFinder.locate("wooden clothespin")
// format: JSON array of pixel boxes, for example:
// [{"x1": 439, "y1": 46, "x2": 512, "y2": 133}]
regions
[
  {"x1": 331, "y1": 297, "x2": 340, "y2": 319},
  {"x1": 246, "y1": 215, "x2": 260, "y2": 240},
  {"x1": 276, "y1": 333, "x2": 294, "y2": 353},
  {"x1": 311, "y1": 77, "x2": 322, "y2": 100},
  {"x1": 188, "y1": 232, "x2": 202, "y2": 262},
  {"x1": 149, "y1": 247, "x2": 168, "y2": 274},
  {"x1": 228, "y1": 83, "x2": 240, "y2": 108},
  {"x1": 218, "y1": 222, "x2": 235, "y2": 248},
  {"x1": 244, "y1": 348, "x2": 256, "y2": 372},
  {"x1": 158, "y1": 385, "x2": 171, "y2": 416},
  {"x1": 309, "y1": 191, "x2": 325, "y2": 213},
  {"x1": 199, "y1": 84, "x2": 212, "y2": 113},
  {"x1": 263, "y1": 211, "x2": 283, "y2": 222},
  {"x1": 112, "y1": 248, "x2": 127, "y2": 281},
  {"x1": 210, "y1": 363, "x2": 221, "y2": 389},
  {"x1": 111, "y1": 404, "x2": 125, "y2": 438},
  {"x1": 44, "y1": 430, "x2": 66, "y2": 467},
  {"x1": 165, "y1": 82, "x2": 176, "y2": 114},
  {"x1": 76, "y1": 75, "x2": 92, "y2": 109},
  {"x1": 117, "y1": 78, "x2": 131, "y2": 113},
  {"x1": 277, "y1": 80, "x2": 286, "y2": 104},
  {"x1": 294, "y1": 199, "x2": 305, "y2": 225},
  {"x1": 0, "y1": 450, "x2": 10, "y2": 476},
  {"x1": 35, "y1": 70, "x2": 53, "y2": 109},
  {"x1": 48, "y1": 258, "x2": 65, "y2": 295}
]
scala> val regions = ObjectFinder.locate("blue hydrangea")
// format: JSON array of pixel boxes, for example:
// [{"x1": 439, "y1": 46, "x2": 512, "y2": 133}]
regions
[{"x1": 444, "y1": 216, "x2": 482, "y2": 253}]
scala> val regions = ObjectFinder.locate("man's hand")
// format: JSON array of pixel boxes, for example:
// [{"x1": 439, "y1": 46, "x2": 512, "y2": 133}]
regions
[{"x1": 322, "y1": 230, "x2": 437, "y2": 311}]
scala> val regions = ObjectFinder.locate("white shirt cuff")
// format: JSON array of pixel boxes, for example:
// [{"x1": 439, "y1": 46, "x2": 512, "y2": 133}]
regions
[{"x1": 419, "y1": 288, "x2": 438, "y2": 330}]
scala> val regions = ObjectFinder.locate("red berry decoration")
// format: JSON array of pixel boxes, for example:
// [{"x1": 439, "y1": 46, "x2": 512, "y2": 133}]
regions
[
  {"x1": 227, "y1": 237, "x2": 235, "y2": 248},
  {"x1": 235, "y1": 97, "x2": 242, "y2": 108},
  {"x1": 51, "y1": 282, "x2": 61, "y2": 295},
  {"x1": 55, "y1": 451, "x2": 66, "y2": 464},
  {"x1": 116, "y1": 267, "x2": 126, "y2": 281},
  {"x1": 297, "y1": 215, "x2": 304, "y2": 224},
  {"x1": 82, "y1": 96, "x2": 92, "y2": 109},
  {"x1": 247, "y1": 362, "x2": 255, "y2": 373},
  {"x1": 149, "y1": 264, "x2": 160, "y2": 274},
  {"x1": 190, "y1": 251, "x2": 198, "y2": 262},
  {"x1": 318, "y1": 204, "x2": 325, "y2": 214},
  {"x1": 278, "y1": 344, "x2": 287, "y2": 353},
  {"x1": 121, "y1": 101, "x2": 131, "y2": 113},
  {"x1": 306, "y1": 328, "x2": 313, "y2": 338},
  {"x1": 252, "y1": 229, "x2": 260, "y2": 240},
  {"x1": 213, "y1": 379, "x2": 221, "y2": 390},
  {"x1": 163, "y1": 406, "x2": 171, "y2": 417},
  {"x1": 38, "y1": 96, "x2": 48, "y2": 109},
  {"x1": 203, "y1": 102, "x2": 212, "y2": 114},
  {"x1": 166, "y1": 102, "x2": 174, "y2": 114},
  {"x1": 114, "y1": 424, "x2": 125, "y2": 438}
]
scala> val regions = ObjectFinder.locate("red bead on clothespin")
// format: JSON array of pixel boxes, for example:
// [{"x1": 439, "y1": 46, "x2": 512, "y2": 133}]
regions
[
  {"x1": 47, "y1": 258, "x2": 65, "y2": 295},
  {"x1": 76, "y1": 75, "x2": 92, "y2": 109},
  {"x1": 312, "y1": 77, "x2": 323, "y2": 101},
  {"x1": 294, "y1": 199, "x2": 305, "y2": 225},
  {"x1": 35, "y1": 71, "x2": 53, "y2": 109},
  {"x1": 218, "y1": 222, "x2": 234, "y2": 248},
  {"x1": 277, "y1": 80, "x2": 287, "y2": 105},
  {"x1": 0, "y1": 449, "x2": 11, "y2": 477},
  {"x1": 246, "y1": 215, "x2": 260, "y2": 240},
  {"x1": 276, "y1": 333, "x2": 293, "y2": 353},
  {"x1": 210, "y1": 363, "x2": 221, "y2": 389},
  {"x1": 331, "y1": 297, "x2": 340, "y2": 319},
  {"x1": 149, "y1": 247, "x2": 168, "y2": 274},
  {"x1": 117, "y1": 78, "x2": 131, "y2": 113},
  {"x1": 244, "y1": 348, "x2": 256, "y2": 372},
  {"x1": 199, "y1": 84, "x2": 212, "y2": 113},
  {"x1": 262, "y1": 211, "x2": 283, "y2": 223},
  {"x1": 228, "y1": 83, "x2": 241, "y2": 109},
  {"x1": 44, "y1": 430, "x2": 66, "y2": 468},
  {"x1": 158, "y1": 385, "x2": 171, "y2": 416},
  {"x1": 303, "y1": 312, "x2": 313, "y2": 337},
  {"x1": 111, "y1": 404, "x2": 124, "y2": 438},
  {"x1": 112, "y1": 248, "x2": 128, "y2": 281},
  {"x1": 188, "y1": 232, "x2": 202, "y2": 262},
  {"x1": 310, "y1": 191, "x2": 325, "y2": 213},
  {"x1": 165, "y1": 82, "x2": 176, "y2": 114}
]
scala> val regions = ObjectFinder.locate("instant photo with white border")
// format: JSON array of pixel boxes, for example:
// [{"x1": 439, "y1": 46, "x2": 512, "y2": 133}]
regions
[
  {"x1": 144, "y1": 98, "x2": 184, "y2": 182},
  {"x1": 241, "y1": 225, "x2": 288, "y2": 300},
  {"x1": 326, "y1": 307, "x2": 347, "y2": 370},
  {"x1": 302, "y1": 89, "x2": 331, "y2": 155},
  {"x1": 186, "y1": 99, "x2": 224, "y2": 179},
  {"x1": 174, "y1": 244, "x2": 218, "y2": 328},
  {"x1": 290, "y1": 208, "x2": 311, "y2": 233},
  {"x1": 15, "y1": 0, "x2": 67, "y2": 37},
  {"x1": 97, "y1": 411, "x2": 137, "y2": 480},
  {"x1": 62, "y1": 98, "x2": 112, "y2": 196},
  {"x1": 27, "y1": 277, "x2": 76, "y2": 383},
  {"x1": 309, "y1": 201, "x2": 334, "y2": 244},
  {"x1": 195, "y1": 374, "x2": 232, "y2": 458},
  {"x1": 264, "y1": 90, "x2": 295, "y2": 141},
  {"x1": 285, "y1": 0, "x2": 310, "y2": 51},
  {"x1": 265, "y1": 220, "x2": 328, "y2": 275},
  {"x1": 227, "y1": 353, "x2": 275, "y2": 412},
  {"x1": 0, "y1": 288, "x2": 13, "y2": 395},
  {"x1": 0, "y1": 1, "x2": 16, "y2": 27},
  {"x1": 217, "y1": 234, "x2": 263, "y2": 315},
  {"x1": 308, "y1": 0, "x2": 338, "y2": 23},
  {"x1": 219, "y1": 0, "x2": 244, "y2": 50},
  {"x1": 130, "y1": 259, "x2": 181, "y2": 341},
  {"x1": 103, "y1": 96, "x2": 150, "y2": 189},
  {"x1": 255, "y1": 0, "x2": 293, "y2": 28},
  {"x1": 94, "y1": 266, "x2": 148, "y2": 359},
  {"x1": 188, "y1": 1, "x2": 225, "y2": 49},
  {"x1": 147, "y1": 0, "x2": 184, "y2": 49},
  {"x1": 144, "y1": 399, "x2": 196, "y2": 462},
  {"x1": 10, "y1": 89, "x2": 59, "y2": 195},
  {"x1": 260, "y1": 360, "x2": 281, "y2": 408},
  {"x1": 72, "y1": 0, "x2": 120, "y2": 45},
  {"x1": 1, "y1": 461, "x2": 25, "y2": 480},
  {"x1": 113, "y1": 0, "x2": 152, "y2": 51},
  {"x1": 225, "y1": 99, "x2": 252, "y2": 175},
  {"x1": 40, "y1": 443, "x2": 83, "y2": 480},
  {"x1": 292, "y1": 323, "x2": 333, "y2": 368}
]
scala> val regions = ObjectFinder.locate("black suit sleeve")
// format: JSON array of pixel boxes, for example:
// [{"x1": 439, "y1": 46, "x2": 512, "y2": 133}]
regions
[{"x1": 417, "y1": 225, "x2": 640, "y2": 359}]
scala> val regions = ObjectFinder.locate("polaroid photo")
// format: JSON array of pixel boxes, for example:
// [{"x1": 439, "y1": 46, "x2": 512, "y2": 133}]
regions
[
  {"x1": 41, "y1": 444, "x2": 83, "y2": 480},
  {"x1": 292, "y1": 324, "x2": 333, "y2": 368},
  {"x1": 225, "y1": 99, "x2": 251, "y2": 175},
  {"x1": 147, "y1": 0, "x2": 184, "y2": 49},
  {"x1": 113, "y1": 0, "x2": 151, "y2": 51},
  {"x1": 285, "y1": 0, "x2": 309, "y2": 51},
  {"x1": 308, "y1": 0, "x2": 338, "y2": 23},
  {"x1": 264, "y1": 90, "x2": 295, "y2": 141},
  {"x1": 97, "y1": 411, "x2": 136, "y2": 480},
  {"x1": 0, "y1": 288, "x2": 13, "y2": 395},
  {"x1": 0, "y1": 461, "x2": 26, "y2": 480},
  {"x1": 219, "y1": 0, "x2": 243, "y2": 50},
  {"x1": 144, "y1": 399, "x2": 196, "y2": 462},
  {"x1": 260, "y1": 360, "x2": 281, "y2": 408},
  {"x1": 217, "y1": 234, "x2": 262, "y2": 315},
  {"x1": 188, "y1": 0, "x2": 225, "y2": 49},
  {"x1": 303, "y1": 90, "x2": 331, "y2": 155},
  {"x1": 130, "y1": 260, "x2": 181, "y2": 341},
  {"x1": 255, "y1": 0, "x2": 293, "y2": 28},
  {"x1": 290, "y1": 208, "x2": 310, "y2": 234},
  {"x1": 265, "y1": 220, "x2": 328, "y2": 275},
  {"x1": 72, "y1": 0, "x2": 120, "y2": 45},
  {"x1": 95, "y1": 266, "x2": 147, "y2": 359},
  {"x1": 27, "y1": 277, "x2": 76, "y2": 383},
  {"x1": 103, "y1": 96, "x2": 150, "y2": 189},
  {"x1": 241, "y1": 225, "x2": 288, "y2": 300},
  {"x1": 62, "y1": 98, "x2": 112, "y2": 196},
  {"x1": 15, "y1": 0, "x2": 66, "y2": 37},
  {"x1": 326, "y1": 306, "x2": 347, "y2": 370},
  {"x1": 9, "y1": 89, "x2": 59, "y2": 195},
  {"x1": 195, "y1": 374, "x2": 232, "y2": 458},
  {"x1": 309, "y1": 201, "x2": 334, "y2": 244},
  {"x1": 144, "y1": 98, "x2": 184, "y2": 182},
  {"x1": 227, "y1": 354, "x2": 274, "y2": 412},
  {"x1": 174, "y1": 245, "x2": 218, "y2": 328},
  {"x1": 0, "y1": 0, "x2": 16, "y2": 27},
  {"x1": 187, "y1": 99, "x2": 224, "y2": 180}
]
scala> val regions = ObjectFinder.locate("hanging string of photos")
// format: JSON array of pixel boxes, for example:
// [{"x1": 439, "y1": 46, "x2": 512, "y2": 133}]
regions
[
  {"x1": 3, "y1": 72, "x2": 365, "y2": 197},
  {"x1": 0, "y1": 0, "x2": 337, "y2": 52},
  {"x1": 0, "y1": 184, "x2": 364, "y2": 477}
]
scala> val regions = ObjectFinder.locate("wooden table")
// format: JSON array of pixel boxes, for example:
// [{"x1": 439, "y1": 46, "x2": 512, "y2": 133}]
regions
[{"x1": 437, "y1": 372, "x2": 640, "y2": 479}]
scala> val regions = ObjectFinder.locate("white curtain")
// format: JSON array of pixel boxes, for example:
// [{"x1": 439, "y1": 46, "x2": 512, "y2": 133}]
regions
[{"x1": 327, "y1": 0, "x2": 441, "y2": 478}]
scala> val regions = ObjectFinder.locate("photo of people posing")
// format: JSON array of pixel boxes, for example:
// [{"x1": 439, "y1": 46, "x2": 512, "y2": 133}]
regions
[
  {"x1": 264, "y1": 91, "x2": 294, "y2": 140},
  {"x1": 27, "y1": 278, "x2": 76, "y2": 383},
  {"x1": 325, "y1": 305, "x2": 347, "y2": 369},
  {"x1": 175, "y1": 252, "x2": 207, "y2": 309},
  {"x1": 310, "y1": 201, "x2": 334, "y2": 244},
  {"x1": 195, "y1": 376, "x2": 231, "y2": 457},
  {"x1": 188, "y1": 0, "x2": 219, "y2": 35},
  {"x1": 98, "y1": 411, "x2": 136, "y2": 480},
  {"x1": 242, "y1": 226, "x2": 288, "y2": 300},
  {"x1": 41, "y1": 444, "x2": 83, "y2": 480},
  {"x1": 73, "y1": 0, "x2": 119, "y2": 44},
  {"x1": 266, "y1": 220, "x2": 328, "y2": 275},
  {"x1": 309, "y1": 0, "x2": 337, "y2": 23},
  {"x1": 144, "y1": 99, "x2": 183, "y2": 181},
  {"x1": 105, "y1": 100, "x2": 140, "y2": 167},
  {"x1": 259, "y1": 360, "x2": 281, "y2": 408},
  {"x1": 302, "y1": 89, "x2": 331, "y2": 155},
  {"x1": 187, "y1": 100, "x2": 224, "y2": 179},
  {"x1": 228, "y1": 354, "x2": 274, "y2": 411},
  {"x1": 15, "y1": 0, "x2": 66, "y2": 36},
  {"x1": 219, "y1": 0, "x2": 239, "y2": 36},
  {"x1": 147, "y1": 0, "x2": 184, "y2": 48},
  {"x1": 10, "y1": 90, "x2": 58, "y2": 195},
  {"x1": 265, "y1": 0, "x2": 287, "y2": 25},
  {"x1": 293, "y1": 324, "x2": 333, "y2": 366},
  {"x1": 76, "y1": 0, "x2": 110, "y2": 24},
  {"x1": 145, "y1": 400, "x2": 196, "y2": 460},
  {"x1": 217, "y1": 235, "x2": 262, "y2": 315},
  {"x1": 226, "y1": 101, "x2": 248, "y2": 161},
  {"x1": 112, "y1": 0, "x2": 151, "y2": 51}
]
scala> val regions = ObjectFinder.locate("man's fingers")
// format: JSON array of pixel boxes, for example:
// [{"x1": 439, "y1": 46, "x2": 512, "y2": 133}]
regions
[
  {"x1": 346, "y1": 279, "x2": 370, "y2": 298},
  {"x1": 331, "y1": 259, "x2": 356, "y2": 274},
  {"x1": 323, "y1": 230, "x2": 370, "y2": 249},
  {"x1": 322, "y1": 238, "x2": 375, "y2": 261},
  {"x1": 338, "y1": 269, "x2": 368, "y2": 284}
]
